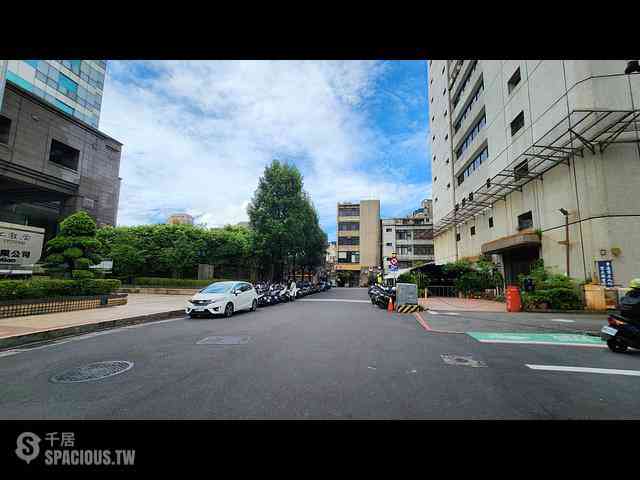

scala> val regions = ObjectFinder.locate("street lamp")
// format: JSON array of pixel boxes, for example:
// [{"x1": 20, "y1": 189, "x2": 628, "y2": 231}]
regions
[{"x1": 558, "y1": 208, "x2": 570, "y2": 276}]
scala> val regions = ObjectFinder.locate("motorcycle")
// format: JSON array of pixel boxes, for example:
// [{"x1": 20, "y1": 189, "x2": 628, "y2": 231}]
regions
[
  {"x1": 601, "y1": 283, "x2": 640, "y2": 352},
  {"x1": 374, "y1": 286, "x2": 396, "y2": 310}
]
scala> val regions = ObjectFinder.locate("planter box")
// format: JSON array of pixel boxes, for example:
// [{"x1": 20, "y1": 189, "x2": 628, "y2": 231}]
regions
[{"x1": 0, "y1": 293, "x2": 128, "y2": 319}]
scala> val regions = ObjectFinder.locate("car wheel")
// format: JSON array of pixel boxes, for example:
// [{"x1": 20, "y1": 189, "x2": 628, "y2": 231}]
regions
[
  {"x1": 251, "y1": 299, "x2": 257, "y2": 312},
  {"x1": 607, "y1": 338, "x2": 628, "y2": 353},
  {"x1": 224, "y1": 302, "x2": 234, "y2": 318}
]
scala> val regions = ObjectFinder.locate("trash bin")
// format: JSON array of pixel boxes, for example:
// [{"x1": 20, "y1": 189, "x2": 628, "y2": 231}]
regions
[{"x1": 506, "y1": 285, "x2": 522, "y2": 312}]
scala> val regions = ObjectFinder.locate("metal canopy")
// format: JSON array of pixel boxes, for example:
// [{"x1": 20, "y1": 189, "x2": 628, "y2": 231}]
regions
[{"x1": 433, "y1": 109, "x2": 640, "y2": 237}]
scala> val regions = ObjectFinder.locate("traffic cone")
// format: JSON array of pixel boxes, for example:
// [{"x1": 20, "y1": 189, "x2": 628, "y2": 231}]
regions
[{"x1": 387, "y1": 297, "x2": 394, "y2": 312}]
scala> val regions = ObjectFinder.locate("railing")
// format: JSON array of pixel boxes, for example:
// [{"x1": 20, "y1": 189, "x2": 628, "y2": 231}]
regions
[
  {"x1": 0, "y1": 294, "x2": 127, "y2": 319},
  {"x1": 425, "y1": 286, "x2": 458, "y2": 298}
]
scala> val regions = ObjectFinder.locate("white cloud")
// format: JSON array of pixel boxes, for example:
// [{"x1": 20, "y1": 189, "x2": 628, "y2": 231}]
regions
[{"x1": 99, "y1": 61, "x2": 429, "y2": 235}]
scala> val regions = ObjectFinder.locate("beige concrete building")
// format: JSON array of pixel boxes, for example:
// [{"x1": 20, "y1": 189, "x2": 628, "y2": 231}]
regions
[
  {"x1": 167, "y1": 213, "x2": 194, "y2": 225},
  {"x1": 336, "y1": 199, "x2": 381, "y2": 286},
  {"x1": 428, "y1": 60, "x2": 640, "y2": 286},
  {"x1": 382, "y1": 199, "x2": 434, "y2": 276}
]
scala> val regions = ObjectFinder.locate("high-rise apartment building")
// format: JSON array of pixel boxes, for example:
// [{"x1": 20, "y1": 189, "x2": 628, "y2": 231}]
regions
[
  {"x1": 382, "y1": 199, "x2": 434, "y2": 275},
  {"x1": 3, "y1": 60, "x2": 107, "y2": 128},
  {"x1": 428, "y1": 60, "x2": 640, "y2": 285},
  {"x1": 336, "y1": 200, "x2": 381, "y2": 286}
]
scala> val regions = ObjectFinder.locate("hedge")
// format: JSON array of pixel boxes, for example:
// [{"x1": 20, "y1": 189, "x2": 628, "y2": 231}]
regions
[
  {"x1": 130, "y1": 277, "x2": 231, "y2": 288},
  {"x1": 0, "y1": 279, "x2": 122, "y2": 301}
]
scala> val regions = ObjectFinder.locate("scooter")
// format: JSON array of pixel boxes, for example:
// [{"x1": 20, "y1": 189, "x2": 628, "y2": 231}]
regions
[
  {"x1": 375, "y1": 286, "x2": 396, "y2": 310},
  {"x1": 600, "y1": 284, "x2": 640, "y2": 353}
]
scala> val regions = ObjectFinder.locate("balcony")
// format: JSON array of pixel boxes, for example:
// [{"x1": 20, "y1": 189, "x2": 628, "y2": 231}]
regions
[
  {"x1": 452, "y1": 91, "x2": 485, "y2": 148},
  {"x1": 452, "y1": 63, "x2": 482, "y2": 121}
]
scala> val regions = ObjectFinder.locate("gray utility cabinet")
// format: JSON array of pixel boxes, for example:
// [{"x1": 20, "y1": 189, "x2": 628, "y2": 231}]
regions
[{"x1": 396, "y1": 282, "x2": 418, "y2": 306}]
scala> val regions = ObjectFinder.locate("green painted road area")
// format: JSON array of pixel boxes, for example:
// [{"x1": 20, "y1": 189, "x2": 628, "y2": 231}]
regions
[{"x1": 468, "y1": 332, "x2": 606, "y2": 347}]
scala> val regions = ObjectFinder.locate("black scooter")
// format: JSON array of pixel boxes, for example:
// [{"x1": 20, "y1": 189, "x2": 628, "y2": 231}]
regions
[{"x1": 600, "y1": 288, "x2": 640, "y2": 353}]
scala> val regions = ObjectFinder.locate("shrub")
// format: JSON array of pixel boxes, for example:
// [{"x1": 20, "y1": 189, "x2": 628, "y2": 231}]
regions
[
  {"x1": 520, "y1": 260, "x2": 584, "y2": 310},
  {"x1": 72, "y1": 269, "x2": 94, "y2": 280},
  {"x1": 0, "y1": 279, "x2": 121, "y2": 301},
  {"x1": 132, "y1": 277, "x2": 230, "y2": 288}
]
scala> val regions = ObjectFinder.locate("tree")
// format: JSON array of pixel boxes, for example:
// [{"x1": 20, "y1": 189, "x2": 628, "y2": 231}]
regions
[
  {"x1": 43, "y1": 211, "x2": 102, "y2": 279},
  {"x1": 248, "y1": 160, "x2": 326, "y2": 282}
]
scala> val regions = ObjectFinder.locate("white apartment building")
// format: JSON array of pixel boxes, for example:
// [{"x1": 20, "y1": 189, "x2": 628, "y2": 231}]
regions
[
  {"x1": 382, "y1": 199, "x2": 434, "y2": 275},
  {"x1": 428, "y1": 60, "x2": 640, "y2": 286}
]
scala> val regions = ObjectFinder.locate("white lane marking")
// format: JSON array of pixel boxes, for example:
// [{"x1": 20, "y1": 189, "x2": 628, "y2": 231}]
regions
[
  {"x1": 442, "y1": 312, "x2": 460, "y2": 316},
  {"x1": 298, "y1": 299, "x2": 370, "y2": 303},
  {"x1": 551, "y1": 319, "x2": 575, "y2": 323},
  {"x1": 0, "y1": 350, "x2": 21, "y2": 358},
  {"x1": 427, "y1": 311, "x2": 440, "y2": 315},
  {"x1": 526, "y1": 364, "x2": 640, "y2": 376},
  {"x1": 477, "y1": 339, "x2": 606, "y2": 348}
]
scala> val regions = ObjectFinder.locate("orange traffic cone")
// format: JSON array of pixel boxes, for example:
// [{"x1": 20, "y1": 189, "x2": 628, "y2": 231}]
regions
[{"x1": 387, "y1": 297, "x2": 394, "y2": 312}]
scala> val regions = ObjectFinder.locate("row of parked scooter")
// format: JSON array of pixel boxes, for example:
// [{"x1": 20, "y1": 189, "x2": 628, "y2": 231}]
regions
[
  {"x1": 255, "y1": 281, "x2": 332, "y2": 307},
  {"x1": 368, "y1": 283, "x2": 397, "y2": 309}
]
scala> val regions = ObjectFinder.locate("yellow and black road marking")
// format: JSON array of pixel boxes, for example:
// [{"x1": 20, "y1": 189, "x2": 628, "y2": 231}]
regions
[{"x1": 395, "y1": 304, "x2": 424, "y2": 313}]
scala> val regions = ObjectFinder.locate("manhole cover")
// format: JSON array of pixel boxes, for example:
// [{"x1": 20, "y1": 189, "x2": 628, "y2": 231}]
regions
[
  {"x1": 441, "y1": 355, "x2": 486, "y2": 367},
  {"x1": 196, "y1": 335, "x2": 251, "y2": 345},
  {"x1": 51, "y1": 361, "x2": 134, "y2": 383}
]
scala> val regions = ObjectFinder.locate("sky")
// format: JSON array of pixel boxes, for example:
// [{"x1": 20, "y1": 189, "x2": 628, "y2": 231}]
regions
[{"x1": 99, "y1": 60, "x2": 432, "y2": 241}]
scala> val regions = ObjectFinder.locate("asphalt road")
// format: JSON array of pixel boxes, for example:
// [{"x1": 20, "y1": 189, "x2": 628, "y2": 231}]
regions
[{"x1": 1, "y1": 287, "x2": 639, "y2": 419}]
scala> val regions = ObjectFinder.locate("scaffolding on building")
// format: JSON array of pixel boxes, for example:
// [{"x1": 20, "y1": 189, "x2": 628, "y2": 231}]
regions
[{"x1": 433, "y1": 108, "x2": 640, "y2": 237}]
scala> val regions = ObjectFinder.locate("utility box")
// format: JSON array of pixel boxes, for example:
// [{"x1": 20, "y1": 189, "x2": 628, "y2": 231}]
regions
[{"x1": 396, "y1": 282, "x2": 418, "y2": 306}]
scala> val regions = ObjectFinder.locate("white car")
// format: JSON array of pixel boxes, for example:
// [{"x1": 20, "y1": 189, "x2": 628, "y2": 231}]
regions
[{"x1": 186, "y1": 281, "x2": 258, "y2": 318}]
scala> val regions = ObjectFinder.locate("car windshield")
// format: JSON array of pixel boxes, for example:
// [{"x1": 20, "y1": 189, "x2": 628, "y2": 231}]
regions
[{"x1": 201, "y1": 283, "x2": 235, "y2": 294}]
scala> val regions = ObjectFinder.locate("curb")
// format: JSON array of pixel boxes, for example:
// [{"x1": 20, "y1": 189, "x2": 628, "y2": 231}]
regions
[
  {"x1": 0, "y1": 309, "x2": 185, "y2": 350},
  {"x1": 523, "y1": 309, "x2": 610, "y2": 315}
]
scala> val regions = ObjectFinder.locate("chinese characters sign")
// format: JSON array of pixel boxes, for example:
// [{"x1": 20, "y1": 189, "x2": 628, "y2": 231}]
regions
[
  {"x1": 0, "y1": 222, "x2": 45, "y2": 267},
  {"x1": 597, "y1": 260, "x2": 614, "y2": 287}
]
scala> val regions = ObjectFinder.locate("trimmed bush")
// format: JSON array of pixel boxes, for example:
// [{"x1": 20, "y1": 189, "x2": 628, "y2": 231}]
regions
[
  {"x1": 72, "y1": 269, "x2": 95, "y2": 280},
  {"x1": 0, "y1": 279, "x2": 121, "y2": 301},
  {"x1": 132, "y1": 277, "x2": 230, "y2": 288}
]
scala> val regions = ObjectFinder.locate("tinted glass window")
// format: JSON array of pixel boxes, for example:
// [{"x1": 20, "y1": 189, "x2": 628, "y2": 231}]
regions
[{"x1": 202, "y1": 283, "x2": 234, "y2": 294}]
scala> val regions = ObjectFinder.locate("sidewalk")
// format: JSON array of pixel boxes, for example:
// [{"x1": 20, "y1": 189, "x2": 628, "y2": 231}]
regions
[
  {"x1": 419, "y1": 297, "x2": 507, "y2": 312},
  {"x1": 0, "y1": 294, "x2": 190, "y2": 349}
]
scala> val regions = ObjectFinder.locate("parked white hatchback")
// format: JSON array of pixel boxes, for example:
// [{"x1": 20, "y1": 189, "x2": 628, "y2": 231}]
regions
[{"x1": 186, "y1": 281, "x2": 258, "y2": 318}]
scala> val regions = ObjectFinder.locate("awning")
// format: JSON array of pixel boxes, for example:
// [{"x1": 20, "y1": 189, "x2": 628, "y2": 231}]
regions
[
  {"x1": 433, "y1": 107, "x2": 640, "y2": 237},
  {"x1": 481, "y1": 232, "x2": 541, "y2": 255}
]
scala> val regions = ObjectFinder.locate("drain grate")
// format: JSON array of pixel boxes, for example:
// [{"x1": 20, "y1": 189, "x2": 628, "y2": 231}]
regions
[
  {"x1": 441, "y1": 355, "x2": 486, "y2": 367},
  {"x1": 196, "y1": 335, "x2": 251, "y2": 345},
  {"x1": 51, "y1": 361, "x2": 134, "y2": 383}
]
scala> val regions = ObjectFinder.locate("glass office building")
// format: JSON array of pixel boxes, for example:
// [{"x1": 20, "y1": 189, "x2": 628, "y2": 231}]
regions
[{"x1": 3, "y1": 60, "x2": 107, "y2": 128}]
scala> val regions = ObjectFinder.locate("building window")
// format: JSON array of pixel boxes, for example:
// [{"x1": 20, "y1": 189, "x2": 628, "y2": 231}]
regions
[
  {"x1": 445, "y1": 134, "x2": 448, "y2": 141},
  {"x1": 434, "y1": 176, "x2": 437, "y2": 182},
  {"x1": 457, "y1": 146, "x2": 489, "y2": 186},
  {"x1": 49, "y1": 139, "x2": 80, "y2": 171},
  {"x1": 443, "y1": 88, "x2": 446, "y2": 96},
  {"x1": 431, "y1": 97, "x2": 433, "y2": 104},
  {"x1": 456, "y1": 233, "x2": 461, "y2": 242},
  {"x1": 453, "y1": 79, "x2": 484, "y2": 133},
  {"x1": 456, "y1": 114, "x2": 486, "y2": 159},
  {"x1": 514, "y1": 159, "x2": 529, "y2": 181},
  {"x1": 508, "y1": 67, "x2": 521, "y2": 94},
  {"x1": 452, "y1": 60, "x2": 479, "y2": 109},
  {"x1": 489, "y1": 217, "x2": 494, "y2": 228},
  {"x1": 471, "y1": 226, "x2": 476, "y2": 236},
  {"x1": 385, "y1": 228, "x2": 392, "y2": 232},
  {"x1": 447, "y1": 183, "x2": 451, "y2": 189},
  {"x1": 338, "y1": 222, "x2": 359, "y2": 231},
  {"x1": 414, "y1": 229, "x2": 433, "y2": 240},
  {"x1": 446, "y1": 158, "x2": 450, "y2": 165},
  {"x1": 511, "y1": 111, "x2": 525, "y2": 136},
  {"x1": 414, "y1": 245, "x2": 434, "y2": 255},
  {"x1": 338, "y1": 236, "x2": 360, "y2": 246},
  {"x1": 338, "y1": 206, "x2": 359, "y2": 217},
  {"x1": 338, "y1": 251, "x2": 360, "y2": 264},
  {"x1": 398, "y1": 245, "x2": 413, "y2": 255},
  {"x1": 396, "y1": 230, "x2": 411, "y2": 240},
  {"x1": 444, "y1": 110, "x2": 448, "y2": 117},
  {"x1": 385, "y1": 242, "x2": 392, "y2": 247},
  {"x1": 518, "y1": 211, "x2": 533, "y2": 231},
  {"x1": 432, "y1": 135, "x2": 435, "y2": 142},
  {"x1": 0, "y1": 116, "x2": 11, "y2": 144}
]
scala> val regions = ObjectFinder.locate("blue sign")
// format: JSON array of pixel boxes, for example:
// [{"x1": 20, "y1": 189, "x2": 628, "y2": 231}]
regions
[{"x1": 597, "y1": 260, "x2": 614, "y2": 287}]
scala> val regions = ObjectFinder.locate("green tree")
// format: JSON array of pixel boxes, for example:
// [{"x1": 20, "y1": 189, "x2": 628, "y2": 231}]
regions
[
  {"x1": 43, "y1": 211, "x2": 102, "y2": 279},
  {"x1": 248, "y1": 160, "x2": 326, "y2": 282}
]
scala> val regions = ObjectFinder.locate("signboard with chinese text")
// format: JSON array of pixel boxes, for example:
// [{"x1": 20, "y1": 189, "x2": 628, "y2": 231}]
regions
[
  {"x1": 597, "y1": 260, "x2": 614, "y2": 287},
  {"x1": 0, "y1": 222, "x2": 45, "y2": 268}
]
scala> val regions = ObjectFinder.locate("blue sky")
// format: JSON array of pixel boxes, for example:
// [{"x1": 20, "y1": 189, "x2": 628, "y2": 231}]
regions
[{"x1": 99, "y1": 61, "x2": 431, "y2": 241}]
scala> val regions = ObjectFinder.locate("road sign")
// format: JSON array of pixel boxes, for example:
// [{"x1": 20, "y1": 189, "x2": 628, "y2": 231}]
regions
[
  {"x1": 389, "y1": 255, "x2": 398, "y2": 272},
  {"x1": 597, "y1": 260, "x2": 614, "y2": 287}
]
